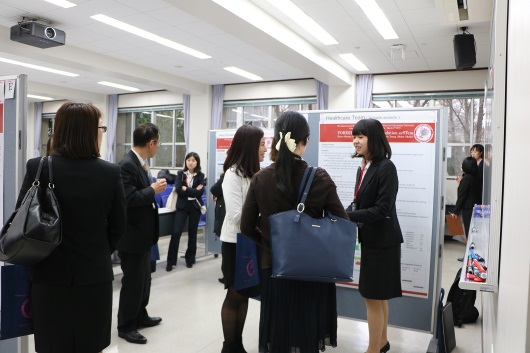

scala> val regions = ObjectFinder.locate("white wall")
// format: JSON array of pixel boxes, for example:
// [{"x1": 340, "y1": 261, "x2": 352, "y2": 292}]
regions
[
  {"x1": 224, "y1": 79, "x2": 315, "y2": 101},
  {"x1": 495, "y1": 0, "x2": 530, "y2": 352},
  {"x1": 372, "y1": 69, "x2": 488, "y2": 94}
]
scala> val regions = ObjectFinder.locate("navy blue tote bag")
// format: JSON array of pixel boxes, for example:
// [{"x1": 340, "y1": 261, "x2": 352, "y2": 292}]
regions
[
  {"x1": 0, "y1": 264, "x2": 33, "y2": 340},
  {"x1": 234, "y1": 233, "x2": 260, "y2": 297},
  {"x1": 269, "y1": 167, "x2": 357, "y2": 282}
]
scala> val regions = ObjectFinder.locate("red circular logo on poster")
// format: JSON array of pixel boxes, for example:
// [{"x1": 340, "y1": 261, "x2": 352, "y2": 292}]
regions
[{"x1": 414, "y1": 124, "x2": 434, "y2": 143}]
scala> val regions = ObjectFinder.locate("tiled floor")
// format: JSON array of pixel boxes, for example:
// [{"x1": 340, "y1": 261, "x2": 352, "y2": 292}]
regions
[{"x1": 25, "y1": 235, "x2": 481, "y2": 353}]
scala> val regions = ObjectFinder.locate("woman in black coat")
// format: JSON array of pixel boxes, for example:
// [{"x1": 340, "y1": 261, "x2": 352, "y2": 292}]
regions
[
  {"x1": 450, "y1": 156, "x2": 482, "y2": 238},
  {"x1": 166, "y1": 152, "x2": 206, "y2": 270},
  {"x1": 15, "y1": 102, "x2": 127, "y2": 353},
  {"x1": 346, "y1": 119, "x2": 403, "y2": 353}
]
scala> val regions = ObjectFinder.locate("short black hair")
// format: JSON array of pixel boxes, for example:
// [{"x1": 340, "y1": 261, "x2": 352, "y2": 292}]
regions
[
  {"x1": 470, "y1": 144, "x2": 484, "y2": 158},
  {"x1": 462, "y1": 156, "x2": 478, "y2": 175},
  {"x1": 133, "y1": 123, "x2": 160, "y2": 147},
  {"x1": 183, "y1": 152, "x2": 202, "y2": 174},
  {"x1": 352, "y1": 119, "x2": 392, "y2": 160},
  {"x1": 52, "y1": 102, "x2": 101, "y2": 158}
]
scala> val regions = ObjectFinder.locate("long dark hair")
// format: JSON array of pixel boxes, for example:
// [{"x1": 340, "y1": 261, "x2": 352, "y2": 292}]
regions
[
  {"x1": 223, "y1": 125, "x2": 264, "y2": 177},
  {"x1": 51, "y1": 102, "x2": 101, "y2": 158},
  {"x1": 183, "y1": 152, "x2": 202, "y2": 174},
  {"x1": 352, "y1": 119, "x2": 392, "y2": 160},
  {"x1": 272, "y1": 111, "x2": 310, "y2": 196}
]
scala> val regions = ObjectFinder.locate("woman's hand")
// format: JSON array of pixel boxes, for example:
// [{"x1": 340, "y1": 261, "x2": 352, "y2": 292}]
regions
[
  {"x1": 449, "y1": 212, "x2": 457, "y2": 219},
  {"x1": 182, "y1": 186, "x2": 187, "y2": 191},
  {"x1": 197, "y1": 184, "x2": 204, "y2": 190}
]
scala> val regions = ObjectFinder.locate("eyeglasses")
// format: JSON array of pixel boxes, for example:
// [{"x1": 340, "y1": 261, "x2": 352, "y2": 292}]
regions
[{"x1": 98, "y1": 126, "x2": 107, "y2": 133}]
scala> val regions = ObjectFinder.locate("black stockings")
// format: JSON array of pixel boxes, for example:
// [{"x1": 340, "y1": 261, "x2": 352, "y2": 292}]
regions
[{"x1": 221, "y1": 286, "x2": 249, "y2": 343}]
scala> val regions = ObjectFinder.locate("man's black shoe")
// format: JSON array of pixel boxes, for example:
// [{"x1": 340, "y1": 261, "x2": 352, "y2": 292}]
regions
[
  {"x1": 139, "y1": 316, "x2": 162, "y2": 328},
  {"x1": 186, "y1": 263, "x2": 193, "y2": 268},
  {"x1": 457, "y1": 257, "x2": 464, "y2": 262},
  {"x1": 218, "y1": 277, "x2": 224, "y2": 284},
  {"x1": 118, "y1": 330, "x2": 147, "y2": 344},
  {"x1": 166, "y1": 265, "x2": 173, "y2": 272}
]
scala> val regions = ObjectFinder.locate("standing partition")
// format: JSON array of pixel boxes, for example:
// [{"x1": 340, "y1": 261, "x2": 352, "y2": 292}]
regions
[{"x1": 0, "y1": 74, "x2": 29, "y2": 352}]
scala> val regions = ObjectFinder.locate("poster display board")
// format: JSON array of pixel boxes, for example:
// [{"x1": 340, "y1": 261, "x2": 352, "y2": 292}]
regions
[{"x1": 300, "y1": 108, "x2": 445, "y2": 332}]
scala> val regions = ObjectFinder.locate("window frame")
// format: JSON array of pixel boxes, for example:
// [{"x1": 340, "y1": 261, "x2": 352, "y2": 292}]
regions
[
  {"x1": 115, "y1": 105, "x2": 185, "y2": 168},
  {"x1": 372, "y1": 91, "x2": 486, "y2": 177}
]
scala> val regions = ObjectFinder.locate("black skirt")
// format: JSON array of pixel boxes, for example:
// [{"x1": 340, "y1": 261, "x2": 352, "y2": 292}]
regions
[
  {"x1": 259, "y1": 267, "x2": 337, "y2": 353},
  {"x1": 358, "y1": 244, "x2": 402, "y2": 300},
  {"x1": 31, "y1": 281, "x2": 113, "y2": 353}
]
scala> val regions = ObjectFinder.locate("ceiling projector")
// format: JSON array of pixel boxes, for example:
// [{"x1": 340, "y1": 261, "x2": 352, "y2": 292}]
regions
[{"x1": 10, "y1": 22, "x2": 65, "y2": 49}]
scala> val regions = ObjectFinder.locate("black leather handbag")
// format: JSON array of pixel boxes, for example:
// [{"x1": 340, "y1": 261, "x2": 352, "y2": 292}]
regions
[
  {"x1": 268, "y1": 166, "x2": 357, "y2": 282},
  {"x1": 0, "y1": 156, "x2": 62, "y2": 265}
]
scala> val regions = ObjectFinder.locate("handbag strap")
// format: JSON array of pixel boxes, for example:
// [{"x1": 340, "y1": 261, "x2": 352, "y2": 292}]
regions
[
  {"x1": 297, "y1": 166, "x2": 312, "y2": 201},
  {"x1": 32, "y1": 157, "x2": 46, "y2": 186},
  {"x1": 296, "y1": 166, "x2": 317, "y2": 213},
  {"x1": 47, "y1": 156, "x2": 54, "y2": 188}
]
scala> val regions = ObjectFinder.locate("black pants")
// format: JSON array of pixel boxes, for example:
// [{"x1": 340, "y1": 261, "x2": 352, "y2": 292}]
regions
[
  {"x1": 117, "y1": 251, "x2": 151, "y2": 332},
  {"x1": 167, "y1": 202, "x2": 201, "y2": 266}
]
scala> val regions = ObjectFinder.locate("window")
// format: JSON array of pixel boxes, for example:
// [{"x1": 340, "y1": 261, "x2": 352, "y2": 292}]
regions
[
  {"x1": 115, "y1": 106, "x2": 186, "y2": 168},
  {"x1": 372, "y1": 92, "x2": 488, "y2": 176},
  {"x1": 222, "y1": 98, "x2": 317, "y2": 129}
]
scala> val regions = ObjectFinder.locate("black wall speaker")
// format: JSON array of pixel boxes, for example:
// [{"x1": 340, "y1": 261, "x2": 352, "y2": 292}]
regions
[{"x1": 453, "y1": 34, "x2": 476, "y2": 70}]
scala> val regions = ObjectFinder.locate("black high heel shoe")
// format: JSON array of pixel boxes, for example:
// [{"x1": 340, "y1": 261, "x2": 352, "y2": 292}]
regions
[{"x1": 380, "y1": 341, "x2": 390, "y2": 353}]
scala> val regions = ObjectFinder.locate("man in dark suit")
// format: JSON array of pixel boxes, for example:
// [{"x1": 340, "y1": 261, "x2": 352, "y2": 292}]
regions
[{"x1": 117, "y1": 123, "x2": 167, "y2": 344}]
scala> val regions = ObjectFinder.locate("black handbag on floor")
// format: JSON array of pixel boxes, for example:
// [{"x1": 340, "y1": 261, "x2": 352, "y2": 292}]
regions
[
  {"x1": 269, "y1": 166, "x2": 357, "y2": 282},
  {"x1": 0, "y1": 156, "x2": 62, "y2": 266}
]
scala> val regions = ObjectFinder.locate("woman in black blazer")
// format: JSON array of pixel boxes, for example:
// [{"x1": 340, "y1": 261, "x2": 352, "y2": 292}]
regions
[
  {"x1": 346, "y1": 119, "x2": 403, "y2": 353},
  {"x1": 450, "y1": 156, "x2": 482, "y2": 238},
  {"x1": 166, "y1": 152, "x2": 206, "y2": 270},
  {"x1": 15, "y1": 103, "x2": 127, "y2": 353}
]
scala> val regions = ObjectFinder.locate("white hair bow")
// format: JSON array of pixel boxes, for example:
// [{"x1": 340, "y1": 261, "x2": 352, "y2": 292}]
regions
[{"x1": 275, "y1": 131, "x2": 297, "y2": 153}]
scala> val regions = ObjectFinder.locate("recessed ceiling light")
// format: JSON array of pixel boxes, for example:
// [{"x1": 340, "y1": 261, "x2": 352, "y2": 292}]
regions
[
  {"x1": 43, "y1": 0, "x2": 77, "y2": 8},
  {"x1": 264, "y1": 0, "x2": 338, "y2": 45},
  {"x1": 224, "y1": 67, "x2": 263, "y2": 81},
  {"x1": 0, "y1": 57, "x2": 79, "y2": 77},
  {"x1": 353, "y1": 0, "x2": 398, "y2": 40},
  {"x1": 98, "y1": 81, "x2": 140, "y2": 92},
  {"x1": 28, "y1": 94, "x2": 53, "y2": 100},
  {"x1": 339, "y1": 53, "x2": 369, "y2": 71},
  {"x1": 91, "y1": 14, "x2": 211, "y2": 59}
]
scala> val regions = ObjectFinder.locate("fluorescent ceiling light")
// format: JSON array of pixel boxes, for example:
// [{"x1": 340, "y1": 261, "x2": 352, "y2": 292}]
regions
[
  {"x1": 43, "y1": 0, "x2": 77, "y2": 8},
  {"x1": 0, "y1": 57, "x2": 79, "y2": 77},
  {"x1": 91, "y1": 14, "x2": 211, "y2": 59},
  {"x1": 28, "y1": 94, "x2": 53, "y2": 101},
  {"x1": 339, "y1": 53, "x2": 369, "y2": 71},
  {"x1": 98, "y1": 81, "x2": 140, "y2": 92},
  {"x1": 264, "y1": 0, "x2": 338, "y2": 45},
  {"x1": 354, "y1": 0, "x2": 398, "y2": 40},
  {"x1": 211, "y1": 0, "x2": 351, "y2": 84},
  {"x1": 224, "y1": 67, "x2": 263, "y2": 81}
]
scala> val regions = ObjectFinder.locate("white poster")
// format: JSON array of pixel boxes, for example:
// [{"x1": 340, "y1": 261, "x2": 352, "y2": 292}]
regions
[{"x1": 318, "y1": 110, "x2": 438, "y2": 298}]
